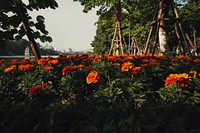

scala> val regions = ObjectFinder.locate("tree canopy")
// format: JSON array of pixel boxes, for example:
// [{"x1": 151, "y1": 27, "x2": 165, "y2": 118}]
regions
[
  {"x1": 74, "y1": 0, "x2": 200, "y2": 54},
  {"x1": 0, "y1": 0, "x2": 58, "y2": 58},
  {"x1": 1, "y1": 0, "x2": 199, "y2": 55}
]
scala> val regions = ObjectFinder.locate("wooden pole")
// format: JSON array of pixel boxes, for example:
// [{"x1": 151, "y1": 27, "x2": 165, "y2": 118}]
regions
[
  {"x1": 170, "y1": 1, "x2": 192, "y2": 58},
  {"x1": 144, "y1": 2, "x2": 159, "y2": 54},
  {"x1": 109, "y1": 1, "x2": 126, "y2": 55}
]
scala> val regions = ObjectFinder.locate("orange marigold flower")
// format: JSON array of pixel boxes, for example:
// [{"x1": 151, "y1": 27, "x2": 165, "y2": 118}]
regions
[
  {"x1": 4, "y1": 65, "x2": 16, "y2": 73},
  {"x1": 86, "y1": 71, "x2": 100, "y2": 84},
  {"x1": 176, "y1": 55, "x2": 190, "y2": 62},
  {"x1": 122, "y1": 56, "x2": 134, "y2": 62},
  {"x1": 141, "y1": 64, "x2": 148, "y2": 68},
  {"x1": 28, "y1": 83, "x2": 48, "y2": 97},
  {"x1": 10, "y1": 59, "x2": 20, "y2": 65},
  {"x1": 131, "y1": 67, "x2": 142, "y2": 75},
  {"x1": 48, "y1": 59, "x2": 59, "y2": 65},
  {"x1": 121, "y1": 62, "x2": 134, "y2": 72},
  {"x1": 18, "y1": 64, "x2": 35, "y2": 71},
  {"x1": 149, "y1": 59, "x2": 159, "y2": 66},
  {"x1": 142, "y1": 59, "x2": 149, "y2": 63},
  {"x1": 37, "y1": 59, "x2": 47, "y2": 66},
  {"x1": 165, "y1": 73, "x2": 191, "y2": 88},
  {"x1": 44, "y1": 65, "x2": 54, "y2": 71}
]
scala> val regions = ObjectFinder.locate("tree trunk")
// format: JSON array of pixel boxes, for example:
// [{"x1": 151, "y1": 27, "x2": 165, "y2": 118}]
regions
[
  {"x1": 17, "y1": 3, "x2": 41, "y2": 59},
  {"x1": 158, "y1": 0, "x2": 170, "y2": 54}
]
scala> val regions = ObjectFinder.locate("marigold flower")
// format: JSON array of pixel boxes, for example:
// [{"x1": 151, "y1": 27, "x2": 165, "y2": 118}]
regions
[
  {"x1": 131, "y1": 67, "x2": 142, "y2": 75},
  {"x1": 48, "y1": 59, "x2": 59, "y2": 65},
  {"x1": 62, "y1": 65, "x2": 84, "y2": 75},
  {"x1": 0, "y1": 60, "x2": 5, "y2": 67},
  {"x1": 18, "y1": 64, "x2": 35, "y2": 71},
  {"x1": 4, "y1": 65, "x2": 16, "y2": 73},
  {"x1": 149, "y1": 59, "x2": 159, "y2": 66},
  {"x1": 44, "y1": 65, "x2": 54, "y2": 71},
  {"x1": 122, "y1": 56, "x2": 134, "y2": 62},
  {"x1": 193, "y1": 58, "x2": 200, "y2": 63},
  {"x1": 142, "y1": 59, "x2": 149, "y2": 63},
  {"x1": 10, "y1": 59, "x2": 20, "y2": 65},
  {"x1": 37, "y1": 59, "x2": 47, "y2": 66},
  {"x1": 62, "y1": 66, "x2": 74, "y2": 75},
  {"x1": 86, "y1": 71, "x2": 100, "y2": 84},
  {"x1": 22, "y1": 59, "x2": 31, "y2": 64},
  {"x1": 176, "y1": 55, "x2": 190, "y2": 62},
  {"x1": 114, "y1": 63, "x2": 121, "y2": 67},
  {"x1": 121, "y1": 62, "x2": 134, "y2": 72},
  {"x1": 86, "y1": 65, "x2": 93, "y2": 70},
  {"x1": 28, "y1": 83, "x2": 48, "y2": 97},
  {"x1": 165, "y1": 73, "x2": 191, "y2": 88}
]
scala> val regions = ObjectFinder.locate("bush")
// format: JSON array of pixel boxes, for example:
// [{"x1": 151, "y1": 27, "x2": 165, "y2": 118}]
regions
[{"x1": 0, "y1": 54, "x2": 200, "y2": 133}]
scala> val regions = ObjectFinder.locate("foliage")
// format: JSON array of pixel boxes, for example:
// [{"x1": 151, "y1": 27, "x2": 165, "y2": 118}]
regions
[
  {"x1": 179, "y1": 0, "x2": 200, "y2": 37},
  {"x1": 0, "y1": 0, "x2": 58, "y2": 45},
  {"x1": 0, "y1": 54, "x2": 200, "y2": 132},
  {"x1": 75, "y1": 0, "x2": 200, "y2": 54}
]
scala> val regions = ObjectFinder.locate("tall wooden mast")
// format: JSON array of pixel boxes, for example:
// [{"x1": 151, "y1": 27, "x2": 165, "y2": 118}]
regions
[
  {"x1": 109, "y1": 1, "x2": 127, "y2": 55},
  {"x1": 144, "y1": 0, "x2": 193, "y2": 58}
]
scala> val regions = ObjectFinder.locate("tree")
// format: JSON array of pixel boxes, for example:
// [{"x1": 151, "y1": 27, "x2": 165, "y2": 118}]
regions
[
  {"x1": 0, "y1": 0, "x2": 58, "y2": 58},
  {"x1": 75, "y1": 0, "x2": 200, "y2": 55},
  {"x1": 179, "y1": 0, "x2": 200, "y2": 47},
  {"x1": 74, "y1": 0, "x2": 156, "y2": 54}
]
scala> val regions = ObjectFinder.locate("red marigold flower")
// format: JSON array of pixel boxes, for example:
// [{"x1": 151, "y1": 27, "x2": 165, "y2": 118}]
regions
[
  {"x1": 62, "y1": 65, "x2": 85, "y2": 75},
  {"x1": 141, "y1": 64, "x2": 148, "y2": 68},
  {"x1": 4, "y1": 65, "x2": 16, "y2": 73},
  {"x1": 121, "y1": 62, "x2": 134, "y2": 72},
  {"x1": 165, "y1": 73, "x2": 191, "y2": 88},
  {"x1": 131, "y1": 67, "x2": 142, "y2": 75},
  {"x1": 10, "y1": 59, "x2": 20, "y2": 65},
  {"x1": 18, "y1": 64, "x2": 35, "y2": 71},
  {"x1": 0, "y1": 60, "x2": 5, "y2": 67},
  {"x1": 62, "y1": 66, "x2": 74, "y2": 75},
  {"x1": 86, "y1": 65, "x2": 93, "y2": 70},
  {"x1": 22, "y1": 59, "x2": 31, "y2": 64},
  {"x1": 193, "y1": 58, "x2": 200, "y2": 63},
  {"x1": 176, "y1": 55, "x2": 190, "y2": 62},
  {"x1": 28, "y1": 83, "x2": 48, "y2": 97},
  {"x1": 86, "y1": 71, "x2": 100, "y2": 84}
]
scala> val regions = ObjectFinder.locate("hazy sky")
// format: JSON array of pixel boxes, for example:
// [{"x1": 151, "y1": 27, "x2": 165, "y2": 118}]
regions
[{"x1": 29, "y1": 0, "x2": 98, "y2": 51}]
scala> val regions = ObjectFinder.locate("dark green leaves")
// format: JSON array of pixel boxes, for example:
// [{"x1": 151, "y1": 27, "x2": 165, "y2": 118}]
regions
[{"x1": 0, "y1": 0, "x2": 57, "y2": 44}]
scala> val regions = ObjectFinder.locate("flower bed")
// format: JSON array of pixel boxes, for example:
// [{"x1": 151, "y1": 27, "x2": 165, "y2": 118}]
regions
[{"x1": 0, "y1": 54, "x2": 200, "y2": 133}]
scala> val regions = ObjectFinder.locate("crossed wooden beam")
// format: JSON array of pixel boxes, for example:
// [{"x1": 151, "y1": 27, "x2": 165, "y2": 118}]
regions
[{"x1": 144, "y1": 0, "x2": 194, "y2": 58}]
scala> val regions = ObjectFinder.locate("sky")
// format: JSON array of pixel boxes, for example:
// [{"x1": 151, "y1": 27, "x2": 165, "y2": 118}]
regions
[{"x1": 29, "y1": 0, "x2": 98, "y2": 51}]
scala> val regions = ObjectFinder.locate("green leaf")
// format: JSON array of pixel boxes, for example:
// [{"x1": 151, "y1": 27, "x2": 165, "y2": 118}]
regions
[{"x1": 36, "y1": 15, "x2": 45, "y2": 23}]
